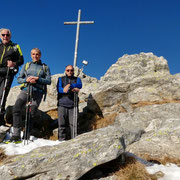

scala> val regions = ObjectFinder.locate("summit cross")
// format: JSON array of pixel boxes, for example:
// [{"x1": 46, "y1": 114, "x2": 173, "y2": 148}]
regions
[{"x1": 64, "y1": 9, "x2": 94, "y2": 67}]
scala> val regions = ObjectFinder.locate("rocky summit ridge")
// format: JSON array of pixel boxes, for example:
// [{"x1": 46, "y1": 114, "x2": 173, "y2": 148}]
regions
[{"x1": 0, "y1": 52, "x2": 179, "y2": 179}]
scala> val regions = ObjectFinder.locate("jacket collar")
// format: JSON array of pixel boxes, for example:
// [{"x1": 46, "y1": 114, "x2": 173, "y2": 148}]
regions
[
  {"x1": 0, "y1": 40, "x2": 13, "y2": 46},
  {"x1": 32, "y1": 59, "x2": 43, "y2": 65}
]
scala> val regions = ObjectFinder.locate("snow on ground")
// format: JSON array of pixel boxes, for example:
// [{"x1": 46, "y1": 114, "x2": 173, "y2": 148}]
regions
[
  {"x1": 0, "y1": 130, "x2": 61, "y2": 156},
  {"x1": 146, "y1": 163, "x2": 180, "y2": 180},
  {"x1": 0, "y1": 138, "x2": 60, "y2": 156}
]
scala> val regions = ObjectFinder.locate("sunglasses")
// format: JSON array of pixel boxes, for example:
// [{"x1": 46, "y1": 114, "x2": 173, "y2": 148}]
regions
[
  {"x1": 1, "y1": 34, "x2": 10, "y2": 37},
  {"x1": 66, "y1": 69, "x2": 74, "y2": 72}
]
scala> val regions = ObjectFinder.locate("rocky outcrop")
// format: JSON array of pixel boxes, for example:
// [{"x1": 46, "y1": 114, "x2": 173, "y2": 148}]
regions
[
  {"x1": 0, "y1": 125, "x2": 142, "y2": 180},
  {"x1": 116, "y1": 103, "x2": 180, "y2": 163},
  {"x1": 90, "y1": 53, "x2": 179, "y2": 112},
  {"x1": 3, "y1": 52, "x2": 180, "y2": 178}
]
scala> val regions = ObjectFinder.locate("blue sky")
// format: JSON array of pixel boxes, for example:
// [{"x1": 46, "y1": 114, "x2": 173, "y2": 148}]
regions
[{"x1": 1, "y1": 0, "x2": 180, "y2": 86}]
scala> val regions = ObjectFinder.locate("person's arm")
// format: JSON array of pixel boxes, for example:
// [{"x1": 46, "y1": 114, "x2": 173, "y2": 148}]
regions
[
  {"x1": 0, "y1": 67, "x2": 8, "y2": 75},
  {"x1": 15, "y1": 44, "x2": 24, "y2": 66},
  {"x1": 70, "y1": 78, "x2": 82, "y2": 89},
  {"x1": 57, "y1": 77, "x2": 64, "y2": 93},
  {"x1": 37, "y1": 66, "x2": 51, "y2": 85},
  {"x1": 17, "y1": 64, "x2": 27, "y2": 84}
]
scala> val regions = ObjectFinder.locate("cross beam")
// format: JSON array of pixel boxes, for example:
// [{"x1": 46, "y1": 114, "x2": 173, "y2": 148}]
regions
[{"x1": 64, "y1": 9, "x2": 94, "y2": 67}]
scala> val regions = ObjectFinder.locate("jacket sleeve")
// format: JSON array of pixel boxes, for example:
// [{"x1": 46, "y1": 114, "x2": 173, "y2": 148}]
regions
[
  {"x1": 17, "y1": 64, "x2": 27, "y2": 84},
  {"x1": 57, "y1": 77, "x2": 64, "y2": 93},
  {"x1": 70, "y1": 77, "x2": 82, "y2": 89},
  {"x1": 37, "y1": 66, "x2": 51, "y2": 85},
  {"x1": 0, "y1": 67, "x2": 8, "y2": 75},
  {"x1": 15, "y1": 44, "x2": 24, "y2": 66}
]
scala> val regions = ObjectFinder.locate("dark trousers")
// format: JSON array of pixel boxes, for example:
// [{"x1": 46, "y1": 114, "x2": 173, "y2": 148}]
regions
[
  {"x1": 12, "y1": 90, "x2": 43, "y2": 136},
  {"x1": 58, "y1": 106, "x2": 78, "y2": 140},
  {"x1": 0, "y1": 75, "x2": 14, "y2": 124}
]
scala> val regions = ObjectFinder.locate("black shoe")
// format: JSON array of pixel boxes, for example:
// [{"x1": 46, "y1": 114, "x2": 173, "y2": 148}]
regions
[{"x1": 9, "y1": 136, "x2": 21, "y2": 143}]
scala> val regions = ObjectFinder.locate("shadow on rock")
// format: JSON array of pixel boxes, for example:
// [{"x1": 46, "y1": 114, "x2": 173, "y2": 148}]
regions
[
  {"x1": 79, "y1": 153, "x2": 154, "y2": 180},
  {"x1": 5, "y1": 106, "x2": 55, "y2": 139},
  {"x1": 78, "y1": 93, "x2": 104, "y2": 134}
]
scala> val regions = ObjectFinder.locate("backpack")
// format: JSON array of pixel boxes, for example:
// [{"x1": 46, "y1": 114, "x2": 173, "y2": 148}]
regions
[{"x1": 21, "y1": 62, "x2": 48, "y2": 101}]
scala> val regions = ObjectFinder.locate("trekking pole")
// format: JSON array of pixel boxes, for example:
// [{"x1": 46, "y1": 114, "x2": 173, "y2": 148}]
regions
[
  {"x1": 24, "y1": 84, "x2": 32, "y2": 145},
  {"x1": 73, "y1": 91, "x2": 78, "y2": 138},
  {"x1": 0, "y1": 67, "x2": 10, "y2": 114},
  {"x1": 72, "y1": 60, "x2": 88, "y2": 138}
]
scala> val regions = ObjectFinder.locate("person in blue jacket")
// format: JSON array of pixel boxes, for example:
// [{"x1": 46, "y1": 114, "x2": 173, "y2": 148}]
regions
[
  {"x1": 10, "y1": 48, "x2": 51, "y2": 142},
  {"x1": 57, "y1": 65, "x2": 82, "y2": 141}
]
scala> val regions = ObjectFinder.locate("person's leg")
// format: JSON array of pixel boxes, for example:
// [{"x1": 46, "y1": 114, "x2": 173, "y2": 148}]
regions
[
  {"x1": 0, "y1": 75, "x2": 14, "y2": 125},
  {"x1": 68, "y1": 107, "x2": 76, "y2": 139},
  {"x1": 0, "y1": 76, "x2": 6, "y2": 125},
  {"x1": 12, "y1": 90, "x2": 27, "y2": 138},
  {"x1": 29, "y1": 91, "x2": 43, "y2": 135},
  {"x1": 58, "y1": 106, "x2": 68, "y2": 140}
]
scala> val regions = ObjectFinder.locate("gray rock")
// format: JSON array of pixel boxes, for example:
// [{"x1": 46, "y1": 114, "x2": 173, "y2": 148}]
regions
[
  {"x1": 174, "y1": 73, "x2": 180, "y2": 78},
  {"x1": 124, "y1": 103, "x2": 180, "y2": 161},
  {"x1": 0, "y1": 126, "x2": 142, "y2": 180},
  {"x1": 100, "y1": 52, "x2": 169, "y2": 83}
]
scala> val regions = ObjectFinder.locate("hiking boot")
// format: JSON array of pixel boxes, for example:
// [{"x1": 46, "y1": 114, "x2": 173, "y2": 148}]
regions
[{"x1": 9, "y1": 136, "x2": 21, "y2": 143}]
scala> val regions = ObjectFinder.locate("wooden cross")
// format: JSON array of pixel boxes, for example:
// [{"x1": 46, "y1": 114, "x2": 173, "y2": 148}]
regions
[{"x1": 64, "y1": 9, "x2": 94, "y2": 67}]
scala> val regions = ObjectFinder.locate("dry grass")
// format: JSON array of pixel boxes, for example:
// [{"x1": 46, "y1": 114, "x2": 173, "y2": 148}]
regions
[
  {"x1": 138, "y1": 153, "x2": 180, "y2": 166},
  {"x1": 0, "y1": 148, "x2": 7, "y2": 165},
  {"x1": 91, "y1": 112, "x2": 117, "y2": 130},
  {"x1": 132, "y1": 99, "x2": 180, "y2": 109},
  {"x1": 80, "y1": 155, "x2": 157, "y2": 180},
  {"x1": 113, "y1": 156, "x2": 156, "y2": 180},
  {"x1": 46, "y1": 109, "x2": 58, "y2": 119}
]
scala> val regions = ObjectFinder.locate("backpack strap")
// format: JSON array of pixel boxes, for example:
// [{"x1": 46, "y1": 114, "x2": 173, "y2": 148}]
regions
[
  {"x1": 24, "y1": 62, "x2": 31, "y2": 77},
  {"x1": 20, "y1": 62, "x2": 31, "y2": 89},
  {"x1": 42, "y1": 63, "x2": 48, "y2": 101}
]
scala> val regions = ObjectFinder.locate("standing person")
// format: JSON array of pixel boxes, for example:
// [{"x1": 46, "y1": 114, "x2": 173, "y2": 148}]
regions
[
  {"x1": 0, "y1": 28, "x2": 24, "y2": 125},
  {"x1": 57, "y1": 65, "x2": 82, "y2": 141},
  {"x1": 10, "y1": 48, "x2": 51, "y2": 142}
]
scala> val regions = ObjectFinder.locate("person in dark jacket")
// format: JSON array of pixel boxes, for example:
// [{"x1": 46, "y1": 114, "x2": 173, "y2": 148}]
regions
[
  {"x1": 0, "y1": 28, "x2": 24, "y2": 125},
  {"x1": 10, "y1": 48, "x2": 51, "y2": 142},
  {"x1": 57, "y1": 65, "x2": 82, "y2": 141}
]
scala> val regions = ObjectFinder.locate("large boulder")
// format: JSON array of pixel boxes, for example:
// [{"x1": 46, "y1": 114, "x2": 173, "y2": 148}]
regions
[
  {"x1": 124, "y1": 103, "x2": 180, "y2": 163},
  {"x1": 0, "y1": 125, "x2": 142, "y2": 180},
  {"x1": 92, "y1": 52, "x2": 179, "y2": 113}
]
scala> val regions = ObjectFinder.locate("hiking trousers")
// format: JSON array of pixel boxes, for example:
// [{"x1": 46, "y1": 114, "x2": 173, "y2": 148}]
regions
[
  {"x1": 0, "y1": 75, "x2": 14, "y2": 125},
  {"x1": 13, "y1": 90, "x2": 43, "y2": 136},
  {"x1": 58, "y1": 106, "x2": 78, "y2": 140}
]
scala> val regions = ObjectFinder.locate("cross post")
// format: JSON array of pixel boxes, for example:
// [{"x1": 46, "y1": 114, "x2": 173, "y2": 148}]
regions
[{"x1": 64, "y1": 9, "x2": 94, "y2": 67}]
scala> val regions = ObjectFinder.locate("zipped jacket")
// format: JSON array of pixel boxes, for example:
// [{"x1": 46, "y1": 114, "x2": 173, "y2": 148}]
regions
[
  {"x1": 57, "y1": 75, "x2": 82, "y2": 107},
  {"x1": 18, "y1": 60, "x2": 51, "y2": 93},
  {"x1": 0, "y1": 41, "x2": 24, "y2": 75}
]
